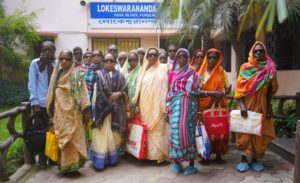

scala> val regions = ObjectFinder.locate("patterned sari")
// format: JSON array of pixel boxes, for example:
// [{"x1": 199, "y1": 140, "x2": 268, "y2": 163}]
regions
[
  {"x1": 46, "y1": 62, "x2": 90, "y2": 173},
  {"x1": 198, "y1": 48, "x2": 229, "y2": 155},
  {"x1": 90, "y1": 68, "x2": 128, "y2": 170},
  {"x1": 235, "y1": 41, "x2": 278, "y2": 158},
  {"x1": 167, "y1": 48, "x2": 201, "y2": 162}
]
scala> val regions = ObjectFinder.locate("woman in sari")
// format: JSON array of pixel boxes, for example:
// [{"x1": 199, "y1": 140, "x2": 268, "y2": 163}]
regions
[
  {"x1": 90, "y1": 53, "x2": 128, "y2": 170},
  {"x1": 133, "y1": 47, "x2": 169, "y2": 162},
  {"x1": 198, "y1": 48, "x2": 231, "y2": 163},
  {"x1": 121, "y1": 50, "x2": 140, "y2": 109},
  {"x1": 167, "y1": 48, "x2": 201, "y2": 175},
  {"x1": 235, "y1": 41, "x2": 278, "y2": 173},
  {"x1": 46, "y1": 49, "x2": 90, "y2": 174},
  {"x1": 190, "y1": 49, "x2": 205, "y2": 72}
]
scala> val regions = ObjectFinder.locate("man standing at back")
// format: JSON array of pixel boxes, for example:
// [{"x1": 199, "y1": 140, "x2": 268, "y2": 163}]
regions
[{"x1": 28, "y1": 40, "x2": 56, "y2": 168}]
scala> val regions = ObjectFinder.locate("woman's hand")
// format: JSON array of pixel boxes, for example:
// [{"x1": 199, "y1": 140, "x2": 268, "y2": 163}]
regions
[
  {"x1": 238, "y1": 98, "x2": 248, "y2": 118},
  {"x1": 109, "y1": 92, "x2": 122, "y2": 101},
  {"x1": 212, "y1": 91, "x2": 224, "y2": 101},
  {"x1": 83, "y1": 111, "x2": 91, "y2": 124},
  {"x1": 134, "y1": 106, "x2": 140, "y2": 114}
]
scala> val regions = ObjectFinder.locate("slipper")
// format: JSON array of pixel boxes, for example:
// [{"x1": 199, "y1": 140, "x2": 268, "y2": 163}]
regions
[
  {"x1": 184, "y1": 166, "x2": 198, "y2": 176},
  {"x1": 236, "y1": 162, "x2": 250, "y2": 173},
  {"x1": 171, "y1": 163, "x2": 183, "y2": 174},
  {"x1": 251, "y1": 162, "x2": 264, "y2": 172}
]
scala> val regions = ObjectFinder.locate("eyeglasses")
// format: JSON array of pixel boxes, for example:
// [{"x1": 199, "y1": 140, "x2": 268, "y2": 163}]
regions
[
  {"x1": 74, "y1": 52, "x2": 82, "y2": 55},
  {"x1": 109, "y1": 49, "x2": 117, "y2": 52},
  {"x1": 128, "y1": 58, "x2": 138, "y2": 62},
  {"x1": 118, "y1": 57, "x2": 126, "y2": 61},
  {"x1": 59, "y1": 57, "x2": 72, "y2": 62},
  {"x1": 177, "y1": 54, "x2": 188, "y2": 59},
  {"x1": 148, "y1": 53, "x2": 158, "y2": 58},
  {"x1": 92, "y1": 54, "x2": 101, "y2": 57},
  {"x1": 253, "y1": 49, "x2": 265, "y2": 54},
  {"x1": 208, "y1": 56, "x2": 219, "y2": 60},
  {"x1": 83, "y1": 56, "x2": 91, "y2": 59},
  {"x1": 159, "y1": 57, "x2": 167, "y2": 60},
  {"x1": 104, "y1": 59, "x2": 115, "y2": 64},
  {"x1": 168, "y1": 49, "x2": 177, "y2": 53},
  {"x1": 42, "y1": 48, "x2": 53, "y2": 53},
  {"x1": 195, "y1": 56, "x2": 204, "y2": 59}
]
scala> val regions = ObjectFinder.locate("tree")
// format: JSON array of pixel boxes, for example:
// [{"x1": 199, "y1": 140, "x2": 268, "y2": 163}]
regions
[
  {"x1": 0, "y1": 0, "x2": 40, "y2": 66},
  {"x1": 157, "y1": 0, "x2": 300, "y2": 68}
]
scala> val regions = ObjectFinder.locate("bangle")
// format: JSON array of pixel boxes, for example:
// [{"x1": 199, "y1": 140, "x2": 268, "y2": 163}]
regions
[{"x1": 204, "y1": 91, "x2": 208, "y2": 96}]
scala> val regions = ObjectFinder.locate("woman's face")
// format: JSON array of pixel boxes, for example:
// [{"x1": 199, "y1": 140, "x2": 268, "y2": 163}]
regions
[
  {"x1": 104, "y1": 54, "x2": 116, "y2": 71},
  {"x1": 59, "y1": 52, "x2": 73, "y2": 70},
  {"x1": 159, "y1": 52, "x2": 167, "y2": 64},
  {"x1": 92, "y1": 50, "x2": 103, "y2": 64},
  {"x1": 83, "y1": 53, "x2": 92, "y2": 66},
  {"x1": 176, "y1": 51, "x2": 188, "y2": 68},
  {"x1": 147, "y1": 49, "x2": 159, "y2": 66},
  {"x1": 253, "y1": 44, "x2": 266, "y2": 62},
  {"x1": 194, "y1": 51, "x2": 204, "y2": 66},
  {"x1": 207, "y1": 52, "x2": 219, "y2": 70},
  {"x1": 128, "y1": 53, "x2": 138, "y2": 69}
]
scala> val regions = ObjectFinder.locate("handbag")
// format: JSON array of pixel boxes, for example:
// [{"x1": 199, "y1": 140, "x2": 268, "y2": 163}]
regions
[
  {"x1": 203, "y1": 103, "x2": 229, "y2": 140},
  {"x1": 24, "y1": 113, "x2": 49, "y2": 153},
  {"x1": 126, "y1": 115, "x2": 147, "y2": 160},
  {"x1": 45, "y1": 127, "x2": 59, "y2": 162},
  {"x1": 195, "y1": 123, "x2": 210, "y2": 159},
  {"x1": 230, "y1": 110, "x2": 263, "y2": 136}
]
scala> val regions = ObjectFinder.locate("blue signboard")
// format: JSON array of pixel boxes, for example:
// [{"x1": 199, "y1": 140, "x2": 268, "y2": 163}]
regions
[{"x1": 89, "y1": 2, "x2": 160, "y2": 28}]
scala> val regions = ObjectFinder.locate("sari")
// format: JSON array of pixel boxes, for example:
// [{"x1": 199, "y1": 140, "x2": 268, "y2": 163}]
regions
[
  {"x1": 46, "y1": 62, "x2": 90, "y2": 173},
  {"x1": 167, "y1": 48, "x2": 201, "y2": 162},
  {"x1": 198, "y1": 48, "x2": 229, "y2": 155},
  {"x1": 121, "y1": 50, "x2": 140, "y2": 107},
  {"x1": 235, "y1": 41, "x2": 278, "y2": 158},
  {"x1": 90, "y1": 68, "x2": 128, "y2": 170},
  {"x1": 133, "y1": 47, "x2": 169, "y2": 162}
]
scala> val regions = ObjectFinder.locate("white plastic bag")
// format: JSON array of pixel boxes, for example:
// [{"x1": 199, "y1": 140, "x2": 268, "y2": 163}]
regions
[{"x1": 195, "y1": 124, "x2": 210, "y2": 159}]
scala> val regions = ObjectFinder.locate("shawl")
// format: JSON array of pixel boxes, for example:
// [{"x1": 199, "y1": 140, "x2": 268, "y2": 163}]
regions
[
  {"x1": 93, "y1": 68, "x2": 128, "y2": 136},
  {"x1": 121, "y1": 50, "x2": 140, "y2": 102},
  {"x1": 198, "y1": 48, "x2": 227, "y2": 107},
  {"x1": 167, "y1": 48, "x2": 201, "y2": 149},
  {"x1": 234, "y1": 41, "x2": 277, "y2": 99},
  {"x1": 46, "y1": 61, "x2": 87, "y2": 115}
]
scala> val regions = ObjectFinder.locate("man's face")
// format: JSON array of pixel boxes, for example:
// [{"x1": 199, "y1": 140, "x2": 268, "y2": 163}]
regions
[
  {"x1": 41, "y1": 44, "x2": 55, "y2": 61},
  {"x1": 253, "y1": 44, "x2": 266, "y2": 62},
  {"x1": 168, "y1": 45, "x2": 177, "y2": 60},
  {"x1": 73, "y1": 49, "x2": 83, "y2": 62},
  {"x1": 83, "y1": 53, "x2": 92, "y2": 66},
  {"x1": 108, "y1": 45, "x2": 118, "y2": 58},
  {"x1": 92, "y1": 51, "x2": 103, "y2": 64}
]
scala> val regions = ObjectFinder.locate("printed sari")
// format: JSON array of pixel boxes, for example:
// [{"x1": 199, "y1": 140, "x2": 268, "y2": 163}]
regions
[
  {"x1": 46, "y1": 62, "x2": 90, "y2": 173},
  {"x1": 198, "y1": 48, "x2": 229, "y2": 155},
  {"x1": 235, "y1": 41, "x2": 278, "y2": 158},
  {"x1": 167, "y1": 48, "x2": 201, "y2": 162},
  {"x1": 90, "y1": 68, "x2": 128, "y2": 169}
]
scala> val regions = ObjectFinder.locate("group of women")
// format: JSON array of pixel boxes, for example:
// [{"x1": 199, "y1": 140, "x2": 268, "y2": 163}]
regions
[{"x1": 45, "y1": 41, "x2": 278, "y2": 176}]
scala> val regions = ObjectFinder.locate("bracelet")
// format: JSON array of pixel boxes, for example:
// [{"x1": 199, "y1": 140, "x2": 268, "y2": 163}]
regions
[{"x1": 204, "y1": 91, "x2": 208, "y2": 96}]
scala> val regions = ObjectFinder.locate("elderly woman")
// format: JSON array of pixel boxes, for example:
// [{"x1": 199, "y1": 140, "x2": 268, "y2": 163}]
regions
[
  {"x1": 46, "y1": 49, "x2": 90, "y2": 174},
  {"x1": 190, "y1": 49, "x2": 205, "y2": 72},
  {"x1": 235, "y1": 41, "x2": 278, "y2": 173},
  {"x1": 121, "y1": 50, "x2": 140, "y2": 108},
  {"x1": 90, "y1": 53, "x2": 128, "y2": 170},
  {"x1": 198, "y1": 48, "x2": 231, "y2": 164},
  {"x1": 133, "y1": 47, "x2": 169, "y2": 162},
  {"x1": 167, "y1": 48, "x2": 201, "y2": 175}
]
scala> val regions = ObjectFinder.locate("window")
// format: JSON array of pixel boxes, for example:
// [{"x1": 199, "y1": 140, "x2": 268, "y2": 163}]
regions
[{"x1": 92, "y1": 38, "x2": 140, "y2": 53}]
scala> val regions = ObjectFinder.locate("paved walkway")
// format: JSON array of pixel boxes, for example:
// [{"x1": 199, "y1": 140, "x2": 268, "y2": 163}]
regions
[{"x1": 20, "y1": 145, "x2": 294, "y2": 183}]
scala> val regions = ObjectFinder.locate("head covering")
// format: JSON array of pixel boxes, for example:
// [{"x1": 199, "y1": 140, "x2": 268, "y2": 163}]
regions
[
  {"x1": 190, "y1": 49, "x2": 205, "y2": 72},
  {"x1": 234, "y1": 41, "x2": 277, "y2": 99},
  {"x1": 121, "y1": 50, "x2": 141, "y2": 101}
]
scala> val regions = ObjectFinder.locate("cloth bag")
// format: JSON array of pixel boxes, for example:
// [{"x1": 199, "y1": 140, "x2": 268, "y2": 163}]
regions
[
  {"x1": 126, "y1": 115, "x2": 147, "y2": 159},
  {"x1": 230, "y1": 110, "x2": 263, "y2": 136},
  {"x1": 195, "y1": 123, "x2": 210, "y2": 159},
  {"x1": 45, "y1": 127, "x2": 59, "y2": 162},
  {"x1": 203, "y1": 103, "x2": 229, "y2": 140}
]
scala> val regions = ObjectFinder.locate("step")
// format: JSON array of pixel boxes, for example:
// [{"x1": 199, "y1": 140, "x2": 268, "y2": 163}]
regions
[{"x1": 268, "y1": 138, "x2": 295, "y2": 164}]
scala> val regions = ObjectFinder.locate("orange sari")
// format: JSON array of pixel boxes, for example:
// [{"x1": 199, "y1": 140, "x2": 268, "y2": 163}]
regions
[
  {"x1": 235, "y1": 41, "x2": 278, "y2": 158},
  {"x1": 198, "y1": 48, "x2": 229, "y2": 155}
]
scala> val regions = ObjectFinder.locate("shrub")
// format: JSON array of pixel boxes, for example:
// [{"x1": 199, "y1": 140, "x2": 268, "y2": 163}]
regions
[{"x1": 0, "y1": 80, "x2": 29, "y2": 108}]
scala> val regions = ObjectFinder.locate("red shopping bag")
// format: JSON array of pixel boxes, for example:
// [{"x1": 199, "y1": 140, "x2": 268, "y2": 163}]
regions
[
  {"x1": 203, "y1": 103, "x2": 229, "y2": 140},
  {"x1": 126, "y1": 115, "x2": 147, "y2": 160}
]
